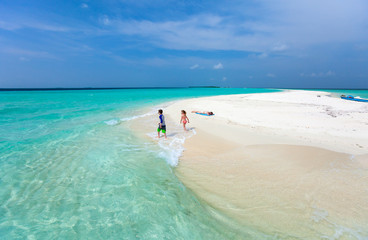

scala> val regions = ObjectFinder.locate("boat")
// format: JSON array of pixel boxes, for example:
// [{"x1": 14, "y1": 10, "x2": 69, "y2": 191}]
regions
[{"x1": 340, "y1": 95, "x2": 368, "y2": 102}]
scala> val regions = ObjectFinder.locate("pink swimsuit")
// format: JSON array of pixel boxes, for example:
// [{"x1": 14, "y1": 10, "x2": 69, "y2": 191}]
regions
[{"x1": 181, "y1": 115, "x2": 187, "y2": 124}]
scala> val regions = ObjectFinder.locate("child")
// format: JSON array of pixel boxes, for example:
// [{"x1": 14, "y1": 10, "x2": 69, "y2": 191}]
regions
[
  {"x1": 180, "y1": 110, "x2": 190, "y2": 131},
  {"x1": 157, "y1": 109, "x2": 167, "y2": 138}
]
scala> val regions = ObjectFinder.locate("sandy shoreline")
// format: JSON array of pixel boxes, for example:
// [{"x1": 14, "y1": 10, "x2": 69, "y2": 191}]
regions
[
  {"x1": 166, "y1": 90, "x2": 368, "y2": 155},
  {"x1": 164, "y1": 90, "x2": 368, "y2": 239}
]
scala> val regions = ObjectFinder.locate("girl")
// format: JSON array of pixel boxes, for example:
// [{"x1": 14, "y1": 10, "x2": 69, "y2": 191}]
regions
[{"x1": 180, "y1": 110, "x2": 190, "y2": 131}]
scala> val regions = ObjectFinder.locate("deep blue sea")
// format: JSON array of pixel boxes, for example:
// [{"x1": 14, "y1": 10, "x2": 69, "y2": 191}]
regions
[{"x1": 0, "y1": 88, "x2": 282, "y2": 239}]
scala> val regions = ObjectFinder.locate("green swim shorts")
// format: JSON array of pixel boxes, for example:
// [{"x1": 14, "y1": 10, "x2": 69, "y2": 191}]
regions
[{"x1": 157, "y1": 125, "x2": 166, "y2": 133}]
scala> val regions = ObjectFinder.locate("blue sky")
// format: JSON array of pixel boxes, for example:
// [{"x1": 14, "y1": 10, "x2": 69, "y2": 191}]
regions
[{"x1": 0, "y1": 0, "x2": 367, "y2": 88}]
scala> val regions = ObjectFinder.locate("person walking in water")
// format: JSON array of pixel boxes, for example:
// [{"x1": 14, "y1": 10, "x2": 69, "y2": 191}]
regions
[
  {"x1": 157, "y1": 109, "x2": 167, "y2": 138},
  {"x1": 180, "y1": 110, "x2": 190, "y2": 131}
]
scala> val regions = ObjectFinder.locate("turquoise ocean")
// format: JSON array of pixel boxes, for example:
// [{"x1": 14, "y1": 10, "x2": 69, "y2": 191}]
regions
[{"x1": 0, "y1": 88, "x2": 366, "y2": 239}]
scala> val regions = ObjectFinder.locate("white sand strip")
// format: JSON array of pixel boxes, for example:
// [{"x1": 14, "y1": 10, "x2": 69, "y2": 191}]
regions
[
  {"x1": 165, "y1": 90, "x2": 368, "y2": 155},
  {"x1": 163, "y1": 90, "x2": 368, "y2": 238}
]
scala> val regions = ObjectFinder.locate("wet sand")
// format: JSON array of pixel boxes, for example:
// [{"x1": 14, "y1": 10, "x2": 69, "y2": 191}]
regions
[{"x1": 175, "y1": 131, "x2": 368, "y2": 238}]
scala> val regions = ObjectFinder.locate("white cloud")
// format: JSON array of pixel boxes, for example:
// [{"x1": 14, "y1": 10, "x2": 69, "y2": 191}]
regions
[
  {"x1": 213, "y1": 62, "x2": 223, "y2": 69},
  {"x1": 258, "y1": 52, "x2": 268, "y2": 59},
  {"x1": 106, "y1": 0, "x2": 368, "y2": 52},
  {"x1": 190, "y1": 64, "x2": 199, "y2": 69},
  {"x1": 300, "y1": 70, "x2": 335, "y2": 77},
  {"x1": 0, "y1": 47, "x2": 62, "y2": 60},
  {"x1": 100, "y1": 15, "x2": 110, "y2": 25},
  {"x1": 0, "y1": 20, "x2": 18, "y2": 31},
  {"x1": 272, "y1": 44, "x2": 288, "y2": 51},
  {"x1": 113, "y1": 15, "x2": 272, "y2": 52},
  {"x1": 266, "y1": 73, "x2": 275, "y2": 78},
  {"x1": 0, "y1": 20, "x2": 70, "y2": 32},
  {"x1": 2, "y1": 0, "x2": 367, "y2": 54},
  {"x1": 222, "y1": 77, "x2": 227, "y2": 81},
  {"x1": 19, "y1": 57, "x2": 29, "y2": 61},
  {"x1": 6, "y1": 48, "x2": 45, "y2": 56}
]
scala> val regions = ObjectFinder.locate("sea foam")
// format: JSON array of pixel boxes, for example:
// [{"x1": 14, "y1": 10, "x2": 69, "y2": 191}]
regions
[
  {"x1": 104, "y1": 112, "x2": 155, "y2": 125},
  {"x1": 104, "y1": 109, "x2": 194, "y2": 166},
  {"x1": 147, "y1": 127, "x2": 196, "y2": 166}
]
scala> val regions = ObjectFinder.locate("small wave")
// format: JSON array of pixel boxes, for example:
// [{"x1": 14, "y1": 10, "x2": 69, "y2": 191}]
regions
[
  {"x1": 120, "y1": 112, "x2": 154, "y2": 122},
  {"x1": 104, "y1": 119, "x2": 120, "y2": 125},
  {"x1": 158, "y1": 136, "x2": 186, "y2": 166},
  {"x1": 147, "y1": 126, "x2": 196, "y2": 167},
  {"x1": 311, "y1": 206, "x2": 329, "y2": 223},
  {"x1": 104, "y1": 112, "x2": 154, "y2": 126},
  {"x1": 311, "y1": 205, "x2": 367, "y2": 239}
]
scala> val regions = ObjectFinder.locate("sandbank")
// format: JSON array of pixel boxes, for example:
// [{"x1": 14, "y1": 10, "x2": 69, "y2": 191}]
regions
[{"x1": 164, "y1": 90, "x2": 368, "y2": 239}]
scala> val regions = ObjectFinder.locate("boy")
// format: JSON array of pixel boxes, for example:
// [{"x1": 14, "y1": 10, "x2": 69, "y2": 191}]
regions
[{"x1": 157, "y1": 109, "x2": 167, "y2": 138}]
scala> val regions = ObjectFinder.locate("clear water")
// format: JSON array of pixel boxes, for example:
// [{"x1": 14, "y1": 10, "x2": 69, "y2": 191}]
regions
[{"x1": 0, "y1": 88, "x2": 280, "y2": 239}]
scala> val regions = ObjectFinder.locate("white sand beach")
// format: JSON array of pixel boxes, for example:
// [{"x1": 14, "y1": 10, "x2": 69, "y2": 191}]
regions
[{"x1": 163, "y1": 90, "x2": 368, "y2": 239}]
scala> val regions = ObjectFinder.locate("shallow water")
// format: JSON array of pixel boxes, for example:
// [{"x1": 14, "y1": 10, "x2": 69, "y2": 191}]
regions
[{"x1": 0, "y1": 88, "x2": 280, "y2": 239}]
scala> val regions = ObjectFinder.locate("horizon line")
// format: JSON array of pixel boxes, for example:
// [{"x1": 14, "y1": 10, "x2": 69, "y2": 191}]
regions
[{"x1": 0, "y1": 87, "x2": 367, "y2": 92}]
